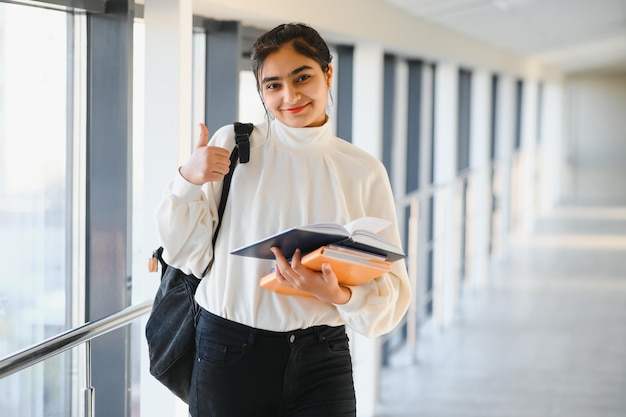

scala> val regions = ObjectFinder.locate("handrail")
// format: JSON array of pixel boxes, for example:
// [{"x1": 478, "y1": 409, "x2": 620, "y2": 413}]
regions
[
  {"x1": 382, "y1": 171, "x2": 475, "y2": 363},
  {"x1": 394, "y1": 169, "x2": 473, "y2": 207},
  {"x1": 0, "y1": 299, "x2": 153, "y2": 379}
]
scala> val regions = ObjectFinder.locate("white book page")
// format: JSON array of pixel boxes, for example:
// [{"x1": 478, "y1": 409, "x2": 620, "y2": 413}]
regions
[
  {"x1": 343, "y1": 216, "x2": 391, "y2": 235},
  {"x1": 301, "y1": 223, "x2": 349, "y2": 235}
]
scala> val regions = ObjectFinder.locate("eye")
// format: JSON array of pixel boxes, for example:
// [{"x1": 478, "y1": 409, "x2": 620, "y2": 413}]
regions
[
  {"x1": 296, "y1": 74, "x2": 311, "y2": 83},
  {"x1": 265, "y1": 82, "x2": 280, "y2": 90}
]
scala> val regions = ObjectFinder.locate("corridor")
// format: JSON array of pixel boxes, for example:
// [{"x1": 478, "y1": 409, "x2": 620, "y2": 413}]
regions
[{"x1": 377, "y1": 205, "x2": 626, "y2": 417}]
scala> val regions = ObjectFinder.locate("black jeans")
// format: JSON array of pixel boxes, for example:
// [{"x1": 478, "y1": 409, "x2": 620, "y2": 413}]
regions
[{"x1": 189, "y1": 308, "x2": 357, "y2": 417}]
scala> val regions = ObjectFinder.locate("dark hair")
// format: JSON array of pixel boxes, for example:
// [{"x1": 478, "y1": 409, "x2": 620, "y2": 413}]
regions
[{"x1": 250, "y1": 23, "x2": 332, "y2": 90}]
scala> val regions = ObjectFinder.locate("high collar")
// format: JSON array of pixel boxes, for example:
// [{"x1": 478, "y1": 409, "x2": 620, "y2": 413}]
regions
[{"x1": 269, "y1": 117, "x2": 336, "y2": 156}]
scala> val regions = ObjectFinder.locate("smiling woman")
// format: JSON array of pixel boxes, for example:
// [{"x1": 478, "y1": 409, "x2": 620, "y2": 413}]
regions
[{"x1": 153, "y1": 22, "x2": 411, "y2": 417}]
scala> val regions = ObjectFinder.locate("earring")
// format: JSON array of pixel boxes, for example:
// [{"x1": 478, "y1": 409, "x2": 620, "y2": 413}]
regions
[{"x1": 261, "y1": 100, "x2": 275, "y2": 122}]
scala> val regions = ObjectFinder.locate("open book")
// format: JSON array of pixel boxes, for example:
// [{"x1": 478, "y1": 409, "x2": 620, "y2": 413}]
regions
[
  {"x1": 259, "y1": 245, "x2": 393, "y2": 297},
  {"x1": 230, "y1": 216, "x2": 405, "y2": 262}
]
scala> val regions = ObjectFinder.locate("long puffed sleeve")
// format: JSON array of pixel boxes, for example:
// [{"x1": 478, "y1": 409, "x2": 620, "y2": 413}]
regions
[
  {"x1": 333, "y1": 158, "x2": 412, "y2": 338},
  {"x1": 334, "y1": 262, "x2": 411, "y2": 338},
  {"x1": 154, "y1": 172, "x2": 222, "y2": 277}
]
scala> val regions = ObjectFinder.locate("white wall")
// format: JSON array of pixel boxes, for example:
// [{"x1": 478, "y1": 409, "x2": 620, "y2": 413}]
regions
[{"x1": 563, "y1": 73, "x2": 626, "y2": 205}]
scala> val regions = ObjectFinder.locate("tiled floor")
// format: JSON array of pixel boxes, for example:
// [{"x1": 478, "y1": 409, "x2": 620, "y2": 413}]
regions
[{"x1": 376, "y1": 206, "x2": 626, "y2": 417}]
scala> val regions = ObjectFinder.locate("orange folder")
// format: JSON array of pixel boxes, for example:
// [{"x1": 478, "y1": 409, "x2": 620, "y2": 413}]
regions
[{"x1": 259, "y1": 245, "x2": 392, "y2": 297}]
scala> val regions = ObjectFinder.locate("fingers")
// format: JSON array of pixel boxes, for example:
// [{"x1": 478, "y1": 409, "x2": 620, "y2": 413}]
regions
[
  {"x1": 267, "y1": 245, "x2": 351, "y2": 303},
  {"x1": 194, "y1": 122, "x2": 231, "y2": 176},
  {"x1": 269, "y1": 248, "x2": 348, "y2": 303},
  {"x1": 271, "y1": 248, "x2": 302, "y2": 272},
  {"x1": 180, "y1": 144, "x2": 231, "y2": 185},
  {"x1": 271, "y1": 247, "x2": 300, "y2": 279},
  {"x1": 321, "y1": 263, "x2": 333, "y2": 278},
  {"x1": 196, "y1": 123, "x2": 209, "y2": 148},
  {"x1": 271, "y1": 247, "x2": 291, "y2": 284},
  {"x1": 202, "y1": 147, "x2": 231, "y2": 182},
  {"x1": 271, "y1": 248, "x2": 317, "y2": 288},
  {"x1": 207, "y1": 146, "x2": 231, "y2": 170},
  {"x1": 290, "y1": 249, "x2": 302, "y2": 269},
  {"x1": 270, "y1": 247, "x2": 289, "y2": 273}
]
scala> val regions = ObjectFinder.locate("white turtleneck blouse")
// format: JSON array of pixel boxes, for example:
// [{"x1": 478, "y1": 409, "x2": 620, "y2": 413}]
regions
[{"x1": 155, "y1": 119, "x2": 411, "y2": 338}]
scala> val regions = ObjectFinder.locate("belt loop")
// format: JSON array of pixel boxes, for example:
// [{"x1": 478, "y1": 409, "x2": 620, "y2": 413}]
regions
[
  {"x1": 316, "y1": 327, "x2": 325, "y2": 343},
  {"x1": 247, "y1": 330, "x2": 257, "y2": 349}
]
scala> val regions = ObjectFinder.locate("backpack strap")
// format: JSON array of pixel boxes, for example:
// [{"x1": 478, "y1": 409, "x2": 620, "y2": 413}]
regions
[
  {"x1": 212, "y1": 122, "x2": 253, "y2": 248},
  {"x1": 233, "y1": 122, "x2": 253, "y2": 163}
]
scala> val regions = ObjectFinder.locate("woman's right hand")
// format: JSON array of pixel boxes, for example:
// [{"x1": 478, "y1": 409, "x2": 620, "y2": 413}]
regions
[{"x1": 179, "y1": 123, "x2": 231, "y2": 185}]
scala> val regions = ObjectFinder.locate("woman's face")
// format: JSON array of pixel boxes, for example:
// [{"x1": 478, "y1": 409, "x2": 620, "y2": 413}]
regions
[{"x1": 259, "y1": 45, "x2": 332, "y2": 128}]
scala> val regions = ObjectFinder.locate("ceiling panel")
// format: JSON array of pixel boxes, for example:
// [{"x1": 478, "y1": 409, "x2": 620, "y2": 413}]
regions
[{"x1": 385, "y1": 0, "x2": 626, "y2": 73}]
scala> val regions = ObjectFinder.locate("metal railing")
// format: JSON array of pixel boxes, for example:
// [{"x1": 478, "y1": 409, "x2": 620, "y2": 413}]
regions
[
  {"x1": 0, "y1": 299, "x2": 153, "y2": 416},
  {"x1": 383, "y1": 171, "x2": 474, "y2": 365},
  {"x1": 393, "y1": 182, "x2": 446, "y2": 362}
]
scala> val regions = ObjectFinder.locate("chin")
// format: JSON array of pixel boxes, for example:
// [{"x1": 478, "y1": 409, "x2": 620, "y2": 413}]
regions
[
  {"x1": 279, "y1": 114, "x2": 326, "y2": 128},
  {"x1": 278, "y1": 120, "x2": 306, "y2": 128},
  {"x1": 277, "y1": 117, "x2": 312, "y2": 129}
]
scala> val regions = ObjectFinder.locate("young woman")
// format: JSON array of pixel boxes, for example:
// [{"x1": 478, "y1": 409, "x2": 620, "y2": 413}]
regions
[{"x1": 155, "y1": 22, "x2": 411, "y2": 417}]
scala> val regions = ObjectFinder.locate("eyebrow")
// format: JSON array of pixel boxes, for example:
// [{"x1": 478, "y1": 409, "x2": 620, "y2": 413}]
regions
[{"x1": 261, "y1": 65, "x2": 314, "y2": 85}]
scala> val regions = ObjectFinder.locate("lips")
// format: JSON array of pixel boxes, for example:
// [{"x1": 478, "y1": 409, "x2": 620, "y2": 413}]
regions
[{"x1": 284, "y1": 103, "x2": 309, "y2": 114}]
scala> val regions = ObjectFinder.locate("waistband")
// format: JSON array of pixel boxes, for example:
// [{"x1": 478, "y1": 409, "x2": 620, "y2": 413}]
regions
[{"x1": 198, "y1": 308, "x2": 346, "y2": 347}]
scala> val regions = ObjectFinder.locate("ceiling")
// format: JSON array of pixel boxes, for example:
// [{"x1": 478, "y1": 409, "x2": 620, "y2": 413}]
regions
[{"x1": 384, "y1": 0, "x2": 626, "y2": 74}]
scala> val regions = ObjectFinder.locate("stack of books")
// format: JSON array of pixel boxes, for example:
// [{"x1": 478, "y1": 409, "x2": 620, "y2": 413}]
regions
[{"x1": 231, "y1": 216, "x2": 405, "y2": 297}]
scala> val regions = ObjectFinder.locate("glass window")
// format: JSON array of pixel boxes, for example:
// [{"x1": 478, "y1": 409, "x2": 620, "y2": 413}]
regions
[
  {"x1": 0, "y1": 3, "x2": 84, "y2": 417},
  {"x1": 514, "y1": 79, "x2": 523, "y2": 150},
  {"x1": 406, "y1": 60, "x2": 422, "y2": 194},
  {"x1": 333, "y1": 45, "x2": 352, "y2": 142},
  {"x1": 458, "y1": 69, "x2": 472, "y2": 172}
]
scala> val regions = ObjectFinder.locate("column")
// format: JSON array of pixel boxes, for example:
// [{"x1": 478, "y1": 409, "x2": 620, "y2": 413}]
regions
[
  {"x1": 519, "y1": 78, "x2": 539, "y2": 234},
  {"x1": 494, "y1": 75, "x2": 516, "y2": 261},
  {"x1": 351, "y1": 41, "x2": 384, "y2": 417},
  {"x1": 142, "y1": 0, "x2": 193, "y2": 416},
  {"x1": 468, "y1": 69, "x2": 492, "y2": 290},
  {"x1": 432, "y1": 62, "x2": 459, "y2": 327}
]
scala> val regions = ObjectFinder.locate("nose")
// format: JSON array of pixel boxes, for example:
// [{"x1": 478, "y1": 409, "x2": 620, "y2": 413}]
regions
[{"x1": 283, "y1": 84, "x2": 301, "y2": 104}]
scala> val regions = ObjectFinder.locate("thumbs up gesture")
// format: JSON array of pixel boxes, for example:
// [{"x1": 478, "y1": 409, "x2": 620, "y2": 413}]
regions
[{"x1": 179, "y1": 123, "x2": 231, "y2": 185}]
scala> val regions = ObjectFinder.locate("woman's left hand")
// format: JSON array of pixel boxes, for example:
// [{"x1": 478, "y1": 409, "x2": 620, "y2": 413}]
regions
[{"x1": 270, "y1": 247, "x2": 352, "y2": 304}]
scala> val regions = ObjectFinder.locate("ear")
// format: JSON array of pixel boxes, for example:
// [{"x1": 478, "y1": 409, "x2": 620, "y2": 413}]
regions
[{"x1": 326, "y1": 64, "x2": 334, "y2": 90}]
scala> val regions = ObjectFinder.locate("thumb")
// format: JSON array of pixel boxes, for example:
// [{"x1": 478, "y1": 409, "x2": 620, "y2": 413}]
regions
[{"x1": 196, "y1": 123, "x2": 209, "y2": 148}]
